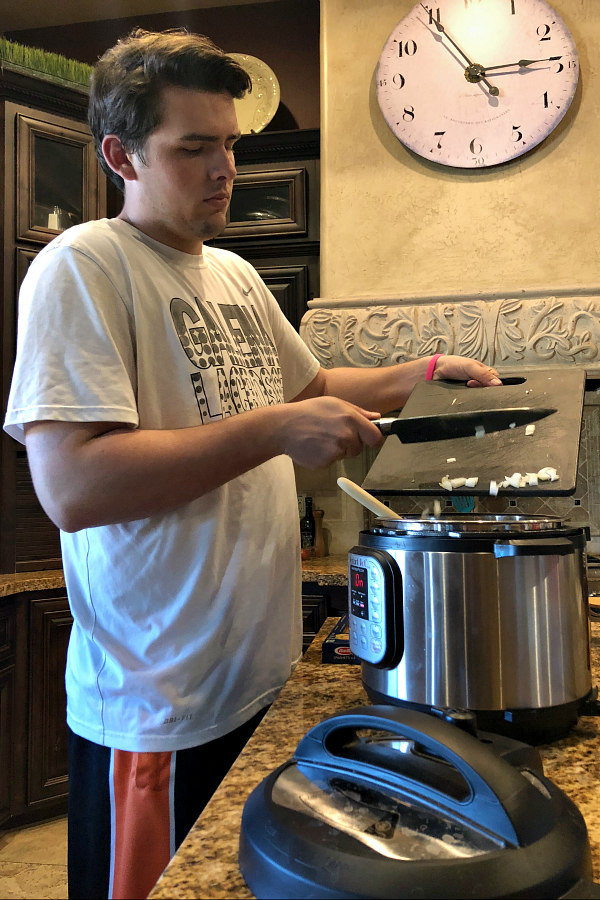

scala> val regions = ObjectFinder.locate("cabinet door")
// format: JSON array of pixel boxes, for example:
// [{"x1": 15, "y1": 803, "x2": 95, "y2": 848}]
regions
[
  {"x1": 16, "y1": 111, "x2": 101, "y2": 244},
  {"x1": 0, "y1": 602, "x2": 16, "y2": 825},
  {"x1": 0, "y1": 664, "x2": 14, "y2": 825},
  {"x1": 223, "y1": 166, "x2": 307, "y2": 239},
  {"x1": 28, "y1": 594, "x2": 72, "y2": 807},
  {"x1": 255, "y1": 263, "x2": 310, "y2": 332}
]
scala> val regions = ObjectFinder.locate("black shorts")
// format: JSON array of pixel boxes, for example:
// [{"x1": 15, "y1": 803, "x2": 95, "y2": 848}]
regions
[{"x1": 67, "y1": 707, "x2": 267, "y2": 899}]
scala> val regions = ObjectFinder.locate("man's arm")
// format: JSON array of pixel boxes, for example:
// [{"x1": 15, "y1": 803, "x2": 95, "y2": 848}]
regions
[
  {"x1": 292, "y1": 355, "x2": 503, "y2": 409},
  {"x1": 24, "y1": 394, "x2": 385, "y2": 532},
  {"x1": 24, "y1": 354, "x2": 500, "y2": 533}
]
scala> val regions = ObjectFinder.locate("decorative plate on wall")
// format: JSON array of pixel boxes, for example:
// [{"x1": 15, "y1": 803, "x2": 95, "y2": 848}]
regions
[{"x1": 228, "y1": 53, "x2": 280, "y2": 134}]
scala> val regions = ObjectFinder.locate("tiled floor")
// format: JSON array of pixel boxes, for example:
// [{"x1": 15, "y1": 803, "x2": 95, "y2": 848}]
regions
[{"x1": 0, "y1": 816, "x2": 67, "y2": 899}]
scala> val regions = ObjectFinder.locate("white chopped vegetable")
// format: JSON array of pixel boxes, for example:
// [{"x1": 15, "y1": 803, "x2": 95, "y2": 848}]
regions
[
  {"x1": 537, "y1": 466, "x2": 559, "y2": 482},
  {"x1": 440, "y1": 464, "x2": 558, "y2": 498},
  {"x1": 509, "y1": 422, "x2": 516, "y2": 429},
  {"x1": 475, "y1": 425, "x2": 485, "y2": 438},
  {"x1": 433, "y1": 499, "x2": 442, "y2": 517},
  {"x1": 505, "y1": 472, "x2": 523, "y2": 489},
  {"x1": 525, "y1": 424, "x2": 535, "y2": 436},
  {"x1": 447, "y1": 457, "x2": 456, "y2": 463}
]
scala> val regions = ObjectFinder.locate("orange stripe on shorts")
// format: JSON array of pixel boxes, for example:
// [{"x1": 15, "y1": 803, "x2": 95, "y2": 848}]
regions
[{"x1": 110, "y1": 749, "x2": 174, "y2": 900}]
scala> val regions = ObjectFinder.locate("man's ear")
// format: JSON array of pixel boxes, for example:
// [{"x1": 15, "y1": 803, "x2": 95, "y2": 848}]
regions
[{"x1": 101, "y1": 135, "x2": 138, "y2": 183}]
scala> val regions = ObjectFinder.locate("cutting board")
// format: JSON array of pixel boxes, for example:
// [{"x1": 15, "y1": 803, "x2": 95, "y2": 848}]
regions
[{"x1": 362, "y1": 367, "x2": 585, "y2": 496}]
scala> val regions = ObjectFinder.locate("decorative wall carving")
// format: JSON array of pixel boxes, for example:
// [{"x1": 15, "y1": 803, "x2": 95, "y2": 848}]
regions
[{"x1": 300, "y1": 289, "x2": 600, "y2": 374}]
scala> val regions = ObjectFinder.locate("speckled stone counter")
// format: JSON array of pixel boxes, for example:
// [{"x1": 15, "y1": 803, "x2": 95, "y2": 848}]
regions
[
  {"x1": 148, "y1": 618, "x2": 600, "y2": 900},
  {"x1": 301, "y1": 554, "x2": 348, "y2": 586},
  {"x1": 0, "y1": 569, "x2": 64, "y2": 597},
  {"x1": 0, "y1": 557, "x2": 343, "y2": 599}
]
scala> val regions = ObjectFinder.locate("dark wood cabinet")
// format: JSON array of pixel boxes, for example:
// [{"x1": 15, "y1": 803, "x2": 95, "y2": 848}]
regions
[
  {"x1": 0, "y1": 68, "x2": 107, "y2": 574},
  {"x1": 28, "y1": 594, "x2": 72, "y2": 808},
  {"x1": 0, "y1": 603, "x2": 16, "y2": 823},
  {"x1": 210, "y1": 129, "x2": 320, "y2": 332},
  {"x1": 301, "y1": 581, "x2": 346, "y2": 652},
  {"x1": 1, "y1": 587, "x2": 71, "y2": 828}
]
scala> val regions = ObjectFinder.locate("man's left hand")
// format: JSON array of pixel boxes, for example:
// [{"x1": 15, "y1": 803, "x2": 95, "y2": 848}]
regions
[{"x1": 433, "y1": 355, "x2": 503, "y2": 387}]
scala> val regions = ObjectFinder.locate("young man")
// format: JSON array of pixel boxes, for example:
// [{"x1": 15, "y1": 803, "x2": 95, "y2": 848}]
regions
[{"x1": 3, "y1": 28, "x2": 501, "y2": 900}]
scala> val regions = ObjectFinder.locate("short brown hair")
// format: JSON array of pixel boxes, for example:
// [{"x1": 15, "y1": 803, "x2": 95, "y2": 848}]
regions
[{"x1": 88, "y1": 27, "x2": 251, "y2": 191}]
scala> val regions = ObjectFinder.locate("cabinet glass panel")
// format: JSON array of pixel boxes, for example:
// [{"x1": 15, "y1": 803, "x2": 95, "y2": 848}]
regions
[
  {"x1": 17, "y1": 113, "x2": 99, "y2": 244},
  {"x1": 229, "y1": 182, "x2": 291, "y2": 224},
  {"x1": 33, "y1": 134, "x2": 84, "y2": 230},
  {"x1": 221, "y1": 167, "x2": 306, "y2": 238}
]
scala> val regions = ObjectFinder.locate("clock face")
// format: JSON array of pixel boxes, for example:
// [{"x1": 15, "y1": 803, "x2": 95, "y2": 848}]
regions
[{"x1": 376, "y1": 0, "x2": 579, "y2": 168}]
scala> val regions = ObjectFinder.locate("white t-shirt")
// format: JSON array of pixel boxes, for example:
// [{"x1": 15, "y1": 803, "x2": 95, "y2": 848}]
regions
[{"x1": 4, "y1": 218, "x2": 320, "y2": 752}]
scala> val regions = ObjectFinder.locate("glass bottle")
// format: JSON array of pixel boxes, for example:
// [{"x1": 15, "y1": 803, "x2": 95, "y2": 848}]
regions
[{"x1": 300, "y1": 495, "x2": 316, "y2": 559}]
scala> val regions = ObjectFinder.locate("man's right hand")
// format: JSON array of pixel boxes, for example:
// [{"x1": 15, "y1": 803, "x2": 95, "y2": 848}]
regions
[{"x1": 278, "y1": 396, "x2": 385, "y2": 469}]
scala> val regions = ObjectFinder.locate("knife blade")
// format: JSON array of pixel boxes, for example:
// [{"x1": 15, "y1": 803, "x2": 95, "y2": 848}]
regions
[{"x1": 373, "y1": 407, "x2": 556, "y2": 443}]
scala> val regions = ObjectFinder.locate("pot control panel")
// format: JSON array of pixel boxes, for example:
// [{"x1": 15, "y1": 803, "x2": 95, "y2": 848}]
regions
[{"x1": 347, "y1": 547, "x2": 402, "y2": 668}]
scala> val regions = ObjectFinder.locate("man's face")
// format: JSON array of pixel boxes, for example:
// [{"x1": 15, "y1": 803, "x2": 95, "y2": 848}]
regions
[{"x1": 124, "y1": 85, "x2": 241, "y2": 253}]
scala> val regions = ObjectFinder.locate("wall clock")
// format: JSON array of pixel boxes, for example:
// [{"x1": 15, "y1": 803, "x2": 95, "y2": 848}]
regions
[{"x1": 375, "y1": 0, "x2": 579, "y2": 168}]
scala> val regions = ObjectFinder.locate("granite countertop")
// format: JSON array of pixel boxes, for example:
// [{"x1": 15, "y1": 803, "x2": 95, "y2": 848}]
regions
[
  {"x1": 301, "y1": 554, "x2": 347, "y2": 586},
  {"x1": 148, "y1": 618, "x2": 600, "y2": 900},
  {"x1": 0, "y1": 557, "x2": 344, "y2": 598},
  {"x1": 0, "y1": 569, "x2": 65, "y2": 597}
]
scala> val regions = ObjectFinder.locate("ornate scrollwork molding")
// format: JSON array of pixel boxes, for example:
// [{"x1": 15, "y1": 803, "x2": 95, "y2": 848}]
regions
[{"x1": 299, "y1": 289, "x2": 600, "y2": 374}]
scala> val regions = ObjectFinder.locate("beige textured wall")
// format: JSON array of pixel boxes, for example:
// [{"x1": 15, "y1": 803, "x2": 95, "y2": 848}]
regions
[{"x1": 320, "y1": 0, "x2": 600, "y2": 301}]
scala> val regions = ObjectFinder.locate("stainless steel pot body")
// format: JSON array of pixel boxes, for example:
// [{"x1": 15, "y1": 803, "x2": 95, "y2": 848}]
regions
[{"x1": 350, "y1": 516, "x2": 591, "y2": 713}]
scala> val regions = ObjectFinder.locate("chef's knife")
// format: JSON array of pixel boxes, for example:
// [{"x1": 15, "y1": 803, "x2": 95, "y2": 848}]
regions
[{"x1": 373, "y1": 407, "x2": 556, "y2": 443}]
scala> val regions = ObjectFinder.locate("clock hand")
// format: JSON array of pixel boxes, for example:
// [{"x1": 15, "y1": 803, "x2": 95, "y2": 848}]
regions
[
  {"x1": 419, "y1": 3, "x2": 499, "y2": 97},
  {"x1": 483, "y1": 56, "x2": 562, "y2": 72}
]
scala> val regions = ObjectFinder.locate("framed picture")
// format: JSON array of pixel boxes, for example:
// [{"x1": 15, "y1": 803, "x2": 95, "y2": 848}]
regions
[{"x1": 222, "y1": 167, "x2": 307, "y2": 238}]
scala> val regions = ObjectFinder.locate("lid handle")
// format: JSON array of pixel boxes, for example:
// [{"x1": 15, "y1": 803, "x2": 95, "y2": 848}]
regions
[{"x1": 294, "y1": 705, "x2": 553, "y2": 846}]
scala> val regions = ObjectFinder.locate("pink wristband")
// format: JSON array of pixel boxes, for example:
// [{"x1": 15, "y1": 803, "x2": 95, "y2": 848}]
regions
[{"x1": 425, "y1": 353, "x2": 443, "y2": 381}]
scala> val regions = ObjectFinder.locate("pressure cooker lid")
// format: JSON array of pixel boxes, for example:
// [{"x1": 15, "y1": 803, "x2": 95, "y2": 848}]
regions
[
  {"x1": 369, "y1": 513, "x2": 566, "y2": 536},
  {"x1": 239, "y1": 706, "x2": 596, "y2": 899}
]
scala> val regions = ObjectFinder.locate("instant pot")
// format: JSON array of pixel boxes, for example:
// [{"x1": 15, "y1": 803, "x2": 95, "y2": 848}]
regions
[{"x1": 348, "y1": 514, "x2": 593, "y2": 742}]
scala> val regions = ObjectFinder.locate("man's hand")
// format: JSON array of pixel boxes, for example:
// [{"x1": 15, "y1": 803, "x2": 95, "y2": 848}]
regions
[
  {"x1": 280, "y1": 396, "x2": 385, "y2": 470},
  {"x1": 432, "y1": 355, "x2": 503, "y2": 387}
]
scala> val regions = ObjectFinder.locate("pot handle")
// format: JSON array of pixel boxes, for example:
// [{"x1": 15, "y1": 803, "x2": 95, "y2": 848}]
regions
[
  {"x1": 294, "y1": 705, "x2": 553, "y2": 846},
  {"x1": 494, "y1": 537, "x2": 577, "y2": 557}
]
